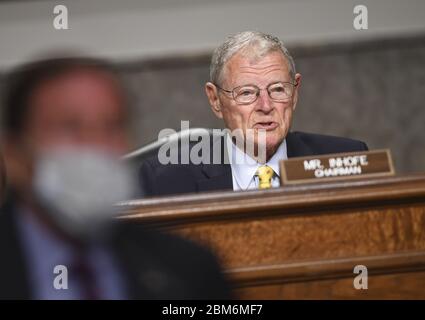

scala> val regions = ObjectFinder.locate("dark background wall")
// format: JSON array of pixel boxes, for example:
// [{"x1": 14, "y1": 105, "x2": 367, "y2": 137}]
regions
[{"x1": 110, "y1": 34, "x2": 425, "y2": 174}]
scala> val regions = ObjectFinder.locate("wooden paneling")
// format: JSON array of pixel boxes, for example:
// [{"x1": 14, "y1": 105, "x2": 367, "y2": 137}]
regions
[
  {"x1": 235, "y1": 270, "x2": 425, "y2": 300},
  {"x1": 119, "y1": 174, "x2": 425, "y2": 299},
  {"x1": 231, "y1": 251, "x2": 425, "y2": 299}
]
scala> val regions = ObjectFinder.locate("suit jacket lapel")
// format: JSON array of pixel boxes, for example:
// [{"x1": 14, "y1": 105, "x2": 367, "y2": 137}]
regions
[
  {"x1": 197, "y1": 133, "x2": 233, "y2": 192},
  {"x1": 197, "y1": 163, "x2": 233, "y2": 192},
  {"x1": 286, "y1": 131, "x2": 314, "y2": 158},
  {"x1": 195, "y1": 131, "x2": 314, "y2": 192}
]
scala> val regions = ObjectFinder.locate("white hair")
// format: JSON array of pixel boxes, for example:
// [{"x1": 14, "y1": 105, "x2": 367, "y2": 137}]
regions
[{"x1": 210, "y1": 31, "x2": 296, "y2": 85}]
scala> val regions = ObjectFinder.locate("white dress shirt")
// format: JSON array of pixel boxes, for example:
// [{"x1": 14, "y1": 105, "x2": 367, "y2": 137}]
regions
[
  {"x1": 226, "y1": 134, "x2": 288, "y2": 191},
  {"x1": 16, "y1": 207, "x2": 128, "y2": 299}
]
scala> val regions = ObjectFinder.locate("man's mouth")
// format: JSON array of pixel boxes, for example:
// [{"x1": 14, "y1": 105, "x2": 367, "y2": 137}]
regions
[{"x1": 253, "y1": 122, "x2": 279, "y2": 131}]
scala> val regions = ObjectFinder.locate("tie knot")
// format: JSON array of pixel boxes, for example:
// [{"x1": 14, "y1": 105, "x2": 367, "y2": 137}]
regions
[{"x1": 256, "y1": 165, "x2": 274, "y2": 189}]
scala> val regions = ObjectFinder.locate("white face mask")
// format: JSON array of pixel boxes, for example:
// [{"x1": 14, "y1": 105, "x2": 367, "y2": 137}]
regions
[{"x1": 32, "y1": 147, "x2": 135, "y2": 240}]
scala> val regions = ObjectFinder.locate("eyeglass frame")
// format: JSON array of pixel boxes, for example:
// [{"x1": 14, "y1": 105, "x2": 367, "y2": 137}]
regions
[{"x1": 214, "y1": 80, "x2": 299, "y2": 105}]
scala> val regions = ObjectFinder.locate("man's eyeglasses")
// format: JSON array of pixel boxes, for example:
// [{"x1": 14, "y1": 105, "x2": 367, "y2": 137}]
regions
[{"x1": 215, "y1": 81, "x2": 298, "y2": 105}]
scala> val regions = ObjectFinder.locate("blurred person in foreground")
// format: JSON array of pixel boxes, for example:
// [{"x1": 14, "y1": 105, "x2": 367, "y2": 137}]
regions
[
  {"x1": 140, "y1": 31, "x2": 368, "y2": 196},
  {"x1": 0, "y1": 57, "x2": 229, "y2": 299}
]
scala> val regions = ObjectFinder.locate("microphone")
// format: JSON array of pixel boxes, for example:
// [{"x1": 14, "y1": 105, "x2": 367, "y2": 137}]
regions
[{"x1": 122, "y1": 127, "x2": 213, "y2": 161}]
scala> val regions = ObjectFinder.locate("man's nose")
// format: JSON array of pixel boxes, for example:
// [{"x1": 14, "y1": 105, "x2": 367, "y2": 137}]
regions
[
  {"x1": 82, "y1": 130, "x2": 108, "y2": 147},
  {"x1": 77, "y1": 126, "x2": 126, "y2": 153},
  {"x1": 255, "y1": 89, "x2": 273, "y2": 113}
]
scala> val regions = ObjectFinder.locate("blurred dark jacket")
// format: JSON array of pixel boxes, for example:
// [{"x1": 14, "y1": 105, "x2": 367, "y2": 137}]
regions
[{"x1": 0, "y1": 194, "x2": 230, "y2": 300}]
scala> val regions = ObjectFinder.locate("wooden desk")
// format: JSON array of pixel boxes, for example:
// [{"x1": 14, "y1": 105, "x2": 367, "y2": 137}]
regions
[{"x1": 119, "y1": 174, "x2": 425, "y2": 299}]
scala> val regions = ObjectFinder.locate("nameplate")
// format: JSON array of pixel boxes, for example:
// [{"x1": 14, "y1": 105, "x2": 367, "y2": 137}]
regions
[{"x1": 280, "y1": 149, "x2": 394, "y2": 185}]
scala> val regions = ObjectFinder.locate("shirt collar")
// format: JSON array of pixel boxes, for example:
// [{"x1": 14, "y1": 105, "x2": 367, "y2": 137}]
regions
[{"x1": 226, "y1": 134, "x2": 288, "y2": 190}]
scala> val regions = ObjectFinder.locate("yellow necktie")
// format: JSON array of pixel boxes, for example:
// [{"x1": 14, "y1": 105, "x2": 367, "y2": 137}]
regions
[{"x1": 256, "y1": 165, "x2": 274, "y2": 189}]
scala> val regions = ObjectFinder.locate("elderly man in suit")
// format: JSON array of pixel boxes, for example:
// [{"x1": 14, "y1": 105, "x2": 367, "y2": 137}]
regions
[
  {"x1": 0, "y1": 57, "x2": 229, "y2": 299},
  {"x1": 140, "y1": 31, "x2": 368, "y2": 196}
]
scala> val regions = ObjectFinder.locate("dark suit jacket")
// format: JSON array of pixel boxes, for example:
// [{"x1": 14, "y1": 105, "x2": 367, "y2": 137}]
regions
[
  {"x1": 140, "y1": 131, "x2": 368, "y2": 197},
  {"x1": 0, "y1": 195, "x2": 229, "y2": 300}
]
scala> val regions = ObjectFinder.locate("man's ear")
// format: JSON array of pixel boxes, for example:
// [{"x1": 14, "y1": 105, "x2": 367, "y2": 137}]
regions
[
  {"x1": 205, "y1": 82, "x2": 223, "y2": 119},
  {"x1": 292, "y1": 73, "x2": 302, "y2": 111}
]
